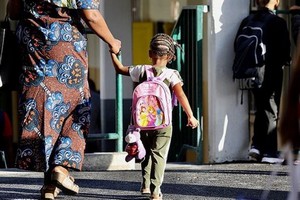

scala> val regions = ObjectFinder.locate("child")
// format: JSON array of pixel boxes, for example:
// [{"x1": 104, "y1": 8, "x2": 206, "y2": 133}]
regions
[{"x1": 110, "y1": 33, "x2": 199, "y2": 200}]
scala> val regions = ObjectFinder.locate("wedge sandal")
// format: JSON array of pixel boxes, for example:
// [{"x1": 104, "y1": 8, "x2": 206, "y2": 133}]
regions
[{"x1": 51, "y1": 168, "x2": 79, "y2": 195}]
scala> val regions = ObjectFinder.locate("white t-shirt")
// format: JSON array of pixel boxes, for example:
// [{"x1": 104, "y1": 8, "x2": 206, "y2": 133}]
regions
[{"x1": 128, "y1": 65, "x2": 183, "y2": 88}]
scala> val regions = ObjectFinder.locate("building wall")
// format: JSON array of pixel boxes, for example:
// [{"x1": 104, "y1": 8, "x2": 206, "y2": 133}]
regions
[
  {"x1": 133, "y1": 0, "x2": 187, "y2": 22},
  {"x1": 204, "y1": 0, "x2": 250, "y2": 163}
]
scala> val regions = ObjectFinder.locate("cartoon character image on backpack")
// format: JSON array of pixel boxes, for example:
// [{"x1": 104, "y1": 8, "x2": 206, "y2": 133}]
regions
[
  {"x1": 132, "y1": 65, "x2": 175, "y2": 130},
  {"x1": 124, "y1": 125, "x2": 146, "y2": 162},
  {"x1": 136, "y1": 95, "x2": 164, "y2": 127},
  {"x1": 138, "y1": 105, "x2": 148, "y2": 127}
]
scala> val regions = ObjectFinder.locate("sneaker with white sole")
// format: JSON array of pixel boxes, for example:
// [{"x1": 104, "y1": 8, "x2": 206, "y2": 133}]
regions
[
  {"x1": 141, "y1": 188, "x2": 150, "y2": 195},
  {"x1": 261, "y1": 154, "x2": 284, "y2": 164},
  {"x1": 249, "y1": 148, "x2": 261, "y2": 162}
]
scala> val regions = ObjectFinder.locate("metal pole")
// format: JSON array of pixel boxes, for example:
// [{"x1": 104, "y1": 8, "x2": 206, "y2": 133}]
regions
[{"x1": 115, "y1": 54, "x2": 123, "y2": 152}]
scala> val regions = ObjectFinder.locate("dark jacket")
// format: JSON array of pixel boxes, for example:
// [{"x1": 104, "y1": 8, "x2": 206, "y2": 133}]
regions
[{"x1": 236, "y1": 8, "x2": 290, "y2": 69}]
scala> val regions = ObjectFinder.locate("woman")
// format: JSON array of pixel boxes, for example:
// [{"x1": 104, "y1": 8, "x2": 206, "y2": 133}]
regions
[{"x1": 7, "y1": 0, "x2": 121, "y2": 199}]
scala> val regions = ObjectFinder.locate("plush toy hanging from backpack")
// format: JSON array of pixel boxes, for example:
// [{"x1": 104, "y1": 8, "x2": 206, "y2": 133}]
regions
[{"x1": 124, "y1": 125, "x2": 146, "y2": 162}]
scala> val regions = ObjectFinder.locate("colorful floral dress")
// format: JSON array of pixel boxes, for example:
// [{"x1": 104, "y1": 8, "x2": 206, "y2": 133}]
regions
[{"x1": 15, "y1": 0, "x2": 99, "y2": 172}]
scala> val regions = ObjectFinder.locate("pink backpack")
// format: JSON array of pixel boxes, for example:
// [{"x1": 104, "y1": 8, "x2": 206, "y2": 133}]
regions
[{"x1": 132, "y1": 65, "x2": 176, "y2": 130}]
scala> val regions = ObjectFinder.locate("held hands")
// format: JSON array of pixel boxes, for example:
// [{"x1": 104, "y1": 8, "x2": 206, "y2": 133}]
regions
[
  {"x1": 187, "y1": 116, "x2": 199, "y2": 129},
  {"x1": 109, "y1": 39, "x2": 121, "y2": 55}
]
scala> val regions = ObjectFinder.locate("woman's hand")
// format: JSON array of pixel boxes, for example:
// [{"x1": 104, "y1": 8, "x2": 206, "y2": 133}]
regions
[{"x1": 109, "y1": 39, "x2": 121, "y2": 55}]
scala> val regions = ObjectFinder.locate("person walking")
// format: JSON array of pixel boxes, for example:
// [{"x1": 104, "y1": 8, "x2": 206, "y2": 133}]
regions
[
  {"x1": 245, "y1": 0, "x2": 291, "y2": 163},
  {"x1": 7, "y1": 0, "x2": 121, "y2": 199},
  {"x1": 110, "y1": 33, "x2": 199, "y2": 200}
]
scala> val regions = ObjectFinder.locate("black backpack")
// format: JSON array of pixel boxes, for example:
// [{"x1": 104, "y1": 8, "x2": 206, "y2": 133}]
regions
[{"x1": 232, "y1": 13, "x2": 275, "y2": 91}]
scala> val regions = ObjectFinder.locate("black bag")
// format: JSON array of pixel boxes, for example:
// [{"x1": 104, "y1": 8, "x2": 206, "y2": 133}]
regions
[
  {"x1": 232, "y1": 13, "x2": 275, "y2": 90},
  {"x1": 0, "y1": 16, "x2": 21, "y2": 91}
]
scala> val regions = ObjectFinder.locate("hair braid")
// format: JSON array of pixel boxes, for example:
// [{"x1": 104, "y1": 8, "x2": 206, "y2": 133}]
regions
[{"x1": 150, "y1": 33, "x2": 181, "y2": 62}]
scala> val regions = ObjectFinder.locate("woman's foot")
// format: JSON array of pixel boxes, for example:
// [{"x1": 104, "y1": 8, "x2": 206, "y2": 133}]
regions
[
  {"x1": 40, "y1": 184, "x2": 60, "y2": 200},
  {"x1": 51, "y1": 166, "x2": 79, "y2": 195}
]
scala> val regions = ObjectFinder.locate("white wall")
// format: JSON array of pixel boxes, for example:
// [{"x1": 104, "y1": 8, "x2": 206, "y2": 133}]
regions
[
  {"x1": 148, "y1": 0, "x2": 187, "y2": 22},
  {"x1": 205, "y1": 0, "x2": 250, "y2": 162}
]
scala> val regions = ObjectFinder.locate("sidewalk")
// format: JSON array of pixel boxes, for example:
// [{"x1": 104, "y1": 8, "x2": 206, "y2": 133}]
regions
[{"x1": 0, "y1": 162, "x2": 292, "y2": 200}]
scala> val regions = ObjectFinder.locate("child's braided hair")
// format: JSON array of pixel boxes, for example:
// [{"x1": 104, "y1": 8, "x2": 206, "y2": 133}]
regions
[{"x1": 150, "y1": 33, "x2": 181, "y2": 62}]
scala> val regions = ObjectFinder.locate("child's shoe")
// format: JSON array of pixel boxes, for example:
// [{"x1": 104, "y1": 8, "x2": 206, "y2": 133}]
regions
[
  {"x1": 141, "y1": 187, "x2": 151, "y2": 195},
  {"x1": 150, "y1": 193, "x2": 162, "y2": 200}
]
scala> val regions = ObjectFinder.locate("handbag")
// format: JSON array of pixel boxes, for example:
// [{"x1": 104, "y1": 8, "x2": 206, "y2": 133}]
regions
[{"x1": 0, "y1": 16, "x2": 21, "y2": 90}]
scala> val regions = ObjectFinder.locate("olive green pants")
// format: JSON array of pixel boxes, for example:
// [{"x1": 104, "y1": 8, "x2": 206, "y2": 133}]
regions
[{"x1": 140, "y1": 126, "x2": 172, "y2": 196}]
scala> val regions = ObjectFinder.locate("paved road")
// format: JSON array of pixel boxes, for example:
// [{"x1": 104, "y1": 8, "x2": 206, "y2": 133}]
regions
[{"x1": 0, "y1": 162, "x2": 294, "y2": 200}]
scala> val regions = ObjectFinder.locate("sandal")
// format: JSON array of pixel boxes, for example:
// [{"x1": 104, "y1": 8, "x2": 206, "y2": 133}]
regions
[
  {"x1": 51, "y1": 167, "x2": 79, "y2": 195},
  {"x1": 40, "y1": 184, "x2": 60, "y2": 200}
]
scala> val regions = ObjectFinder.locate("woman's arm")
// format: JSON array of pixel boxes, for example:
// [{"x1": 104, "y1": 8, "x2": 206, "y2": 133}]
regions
[
  {"x1": 7, "y1": 0, "x2": 22, "y2": 20},
  {"x1": 110, "y1": 53, "x2": 129, "y2": 76},
  {"x1": 173, "y1": 83, "x2": 199, "y2": 129},
  {"x1": 80, "y1": 9, "x2": 121, "y2": 54}
]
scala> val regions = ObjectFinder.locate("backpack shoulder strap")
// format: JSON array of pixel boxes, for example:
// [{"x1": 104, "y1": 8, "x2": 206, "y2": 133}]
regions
[
  {"x1": 156, "y1": 68, "x2": 174, "y2": 81},
  {"x1": 144, "y1": 65, "x2": 154, "y2": 80},
  {"x1": 143, "y1": 65, "x2": 175, "y2": 82},
  {"x1": 158, "y1": 69, "x2": 179, "y2": 107}
]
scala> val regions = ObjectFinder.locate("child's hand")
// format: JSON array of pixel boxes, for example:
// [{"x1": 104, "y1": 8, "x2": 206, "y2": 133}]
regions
[{"x1": 187, "y1": 116, "x2": 199, "y2": 129}]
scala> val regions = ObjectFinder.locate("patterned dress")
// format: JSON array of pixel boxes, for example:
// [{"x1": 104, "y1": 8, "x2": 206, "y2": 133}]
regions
[{"x1": 15, "y1": 0, "x2": 99, "y2": 172}]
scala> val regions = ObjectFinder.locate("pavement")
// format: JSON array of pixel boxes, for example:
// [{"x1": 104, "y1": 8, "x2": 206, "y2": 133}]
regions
[{"x1": 0, "y1": 162, "x2": 295, "y2": 200}]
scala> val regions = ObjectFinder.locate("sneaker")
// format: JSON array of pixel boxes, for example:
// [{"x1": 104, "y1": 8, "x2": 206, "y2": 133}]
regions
[
  {"x1": 150, "y1": 193, "x2": 162, "y2": 200},
  {"x1": 261, "y1": 154, "x2": 284, "y2": 164},
  {"x1": 249, "y1": 147, "x2": 261, "y2": 162},
  {"x1": 141, "y1": 188, "x2": 151, "y2": 195}
]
